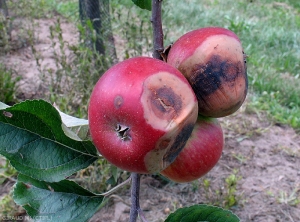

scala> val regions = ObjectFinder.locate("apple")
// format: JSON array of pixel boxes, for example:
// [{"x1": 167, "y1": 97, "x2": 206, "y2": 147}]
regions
[
  {"x1": 167, "y1": 27, "x2": 248, "y2": 118},
  {"x1": 88, "y1": 56, "x2": 198, "y2": 174},
  {"x1": 161, "y1": 116, "x2": 224, "y2": 183}
]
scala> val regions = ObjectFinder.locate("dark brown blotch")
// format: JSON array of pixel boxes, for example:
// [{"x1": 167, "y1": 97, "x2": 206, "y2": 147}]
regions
[
  {"x1": 163, "y1": 123, "x2": 194, "y2": 167},
  {"x1": 150, "y1": 86, "x2": 182, "y2": 117},
  {"x1": 189, "y1": 55, "x2": 246, "y2": 100}
]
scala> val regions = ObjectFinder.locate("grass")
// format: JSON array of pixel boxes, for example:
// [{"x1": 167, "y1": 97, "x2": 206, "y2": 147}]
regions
[
  {"x1": 0, "y1": 157, "x2": 21, "y2": 218},
  {"x1": 7, "y1": 0, "x2": 78, "y2": 20},
  {"x1": 0, "y1": 64, "x2": 20, "y2": 105},
  {"x1": 38, "y1": 17, "x2": 111, "y2": 118},
  {"x1": 277, "y1": 188, "x2": 300, "y2": 206},
  {"x1": 197, "y1": 169, "x2": 243, "y2": 209}
]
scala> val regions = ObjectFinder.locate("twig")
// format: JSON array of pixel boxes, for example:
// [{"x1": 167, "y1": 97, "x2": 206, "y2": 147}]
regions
[
  {"x1": 0, "y1": 173, "x2": 17, "y2": 182},
  {"x1": 129, "y1": 173, "x2": 141, "y2": 222},
  {"x1": 151, "y1": 0, "x2": 164, "y2": 60},
  {"x1": 100, "y1": 176, "x2": 131, "y2": 197},
  {"x1": 108, "y1": 194, "x2": 131, "y2": 206}
]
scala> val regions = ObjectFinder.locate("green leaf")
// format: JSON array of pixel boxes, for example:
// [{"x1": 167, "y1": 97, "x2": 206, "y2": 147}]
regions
[
  {"x1": 0, "y1": 100, "x2": 98, "y2": 182},
  {"x1": 132, "y1": 0, "x2": 151, "y2": 11},
  {"x1": 14, "y1": 174, "x2": 106, "y2": 222},
  {"x1": 165, "y1": 204, "x2": 240, "y2": 222}
]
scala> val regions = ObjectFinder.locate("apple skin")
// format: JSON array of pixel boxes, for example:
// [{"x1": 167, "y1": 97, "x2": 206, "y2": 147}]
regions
[
  {"x1": 88, "y1": 57, "x2": 198, "y2": 174},
  {"x1": 167, "y1": 27, "x2": 248, "y2": 118},
  {"x1": 161, "y1": 116, "x2": 224, "y2": 183}
]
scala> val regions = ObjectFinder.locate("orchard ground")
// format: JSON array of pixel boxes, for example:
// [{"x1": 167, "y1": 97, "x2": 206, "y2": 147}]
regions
[{"x1": 1, "y1": 4, "x2": 300, "y2": 222}]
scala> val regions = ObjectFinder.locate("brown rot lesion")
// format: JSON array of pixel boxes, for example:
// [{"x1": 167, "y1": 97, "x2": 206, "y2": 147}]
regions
[
  {"x1": 151, "y1": 87, "x2": 182, "y2": 116},
  {"x1": 115, "y1": 124, "x2": 131, "y2": 141},
  {"x1": 162, "y1": 123, "x2": 194, "y2": 167}
]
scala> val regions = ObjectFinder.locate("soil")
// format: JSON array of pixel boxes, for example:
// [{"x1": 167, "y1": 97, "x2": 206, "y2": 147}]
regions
[
  {"x1": 1, "y1": 17, "x2": 300, "y2": 222},
  {"x1": 90, "y1": 110, "x2": 300, "y2": 222}
]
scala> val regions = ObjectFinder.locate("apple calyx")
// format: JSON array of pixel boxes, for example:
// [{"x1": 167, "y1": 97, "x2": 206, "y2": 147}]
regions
[{"x1": 115, "y1": 124, "x2": 131, "y2": 141}]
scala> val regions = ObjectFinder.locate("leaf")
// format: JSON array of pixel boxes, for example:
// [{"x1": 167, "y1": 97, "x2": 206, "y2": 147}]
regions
[
  {"x1": 165, "y1": 204, "x2": 240, "y2": 222},
  {"x1": 0, "y1": 101, "x2": 10, "y2": 110},
  {"x1": 0, "y1": 100, "x2": 98, "y2": 182},
  {"x1": 132, "y1": 0, "x2": 151, "y2": 11},
  {"x1": 14, "y1": 174, "x2": 106, "y2": 222},
  {"x1": 106, "y1": 165, "x2": 119, "y2": 185},
  {"x1": 54, "y1": 103, "x2": 88, "y2": 128},
  {"x1": 61, "y1": 123, "x2": 83, "y2": 141},
  {"x1": 54, "y1": 104, "x2": 90, "y2": 140}
]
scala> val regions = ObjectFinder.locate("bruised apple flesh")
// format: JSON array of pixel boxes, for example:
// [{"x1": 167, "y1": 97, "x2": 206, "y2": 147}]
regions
[
  {"x1": 161, "y1": 116, "x2": 224, "y2": 183},
  {"x1": 167, "y1": 27, "x2": 248, "y2": 118},
  {"x1": 88, "y1": 57, "x2": 198, "y2": 174}
]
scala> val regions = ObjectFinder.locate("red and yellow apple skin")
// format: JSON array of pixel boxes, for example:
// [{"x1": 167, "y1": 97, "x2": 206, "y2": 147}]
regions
[
  {"x1": 161, "y1": 116, "x2": 224, "y2": 183},
  {"x1": 167, "y1": 27, "x2": 248, "y2": 118},
  {"x1": 88, "y1": 57, "x2": 198, "y2": 174}
]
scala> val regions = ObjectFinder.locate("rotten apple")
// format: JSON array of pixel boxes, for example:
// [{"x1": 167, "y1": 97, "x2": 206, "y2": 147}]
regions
[
  {"x1": 161, "y1": 116, "x2": 224, "y2": 183},
  {"x1": 88, "y1": 57, "x2": 198, "y2": 174},
  {"x1": 167, "y1": 27, "x2": 248, "y2": 118}
]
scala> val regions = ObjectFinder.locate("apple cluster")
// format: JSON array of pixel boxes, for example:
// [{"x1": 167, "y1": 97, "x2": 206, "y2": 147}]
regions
[{"x1": 88, "y1": 27, "x2": 247, "y2": 183}]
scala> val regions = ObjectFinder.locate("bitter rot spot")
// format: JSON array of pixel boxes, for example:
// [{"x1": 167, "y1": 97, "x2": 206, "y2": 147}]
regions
[{"x1": 114, "y1": 95, "x2": 124, "y2": 109}]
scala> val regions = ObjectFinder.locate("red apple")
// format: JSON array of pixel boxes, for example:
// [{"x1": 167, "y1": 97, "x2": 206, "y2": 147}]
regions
[
  {"x1": 167, "y1": 27, "x2": 248, "y2": 118},
  {"x1": 161, "y1": 116, "x2": 224, "y2": 183},
  {"x1": 88, "y1": 57, "x2": 198, "y2": 174}
]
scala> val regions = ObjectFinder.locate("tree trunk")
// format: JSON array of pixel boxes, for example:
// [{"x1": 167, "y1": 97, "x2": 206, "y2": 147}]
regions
[
  {"x1": 79, "y1": 0, "x2": 117, "y2": 63},
  {"x1": 79, "y1": 0, "x2": 105, "y2": 55},
  {"x1": 0, "y1": 0, "x2": 8, "y2": 18},
  {"x1": 99, "y1": 0, "x2": 118, "y2": 64}
]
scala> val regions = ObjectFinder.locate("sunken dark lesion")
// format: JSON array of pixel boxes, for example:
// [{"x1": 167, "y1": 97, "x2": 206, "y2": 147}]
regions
[
  {"x1": 163, "y1": 123, "x2": 194, "y2": 167},
  {"x1": 188, "y1": 54, "x2": 246, "y2": 100},
  {"x1": 150, "y1": 86, "x2": 182, "y2": 116},
  {"x1": 114, "y1": 95, "x2": 124, "y2": 109}
]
